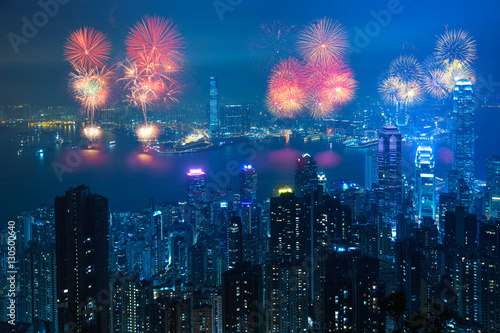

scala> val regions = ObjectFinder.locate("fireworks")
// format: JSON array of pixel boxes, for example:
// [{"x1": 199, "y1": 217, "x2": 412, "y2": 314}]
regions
[
  {"x1": 389, "y1": 55, "x2": 423, "y2": 83},
  {"x1": 435, "y1": 29, "x2": 476, "y2": 66},
  {"x1": 70, "y1": 66, "x2": 113, "y2": 124},
  {"x1": 266, "y1": 58, "x2": 307, "y2": 118},
  {"x1": 135, "y1": 123, "x2": 161, "y2": 142},
  {"x1": 250, "y1": 21, "x2": 297, "y2": 72},
  {"x1": 306, "y1": 62, "x2": 357, "y2": 118},
  {"x1": 296, "y1": 18, "x2": 349, "y2": 65},
  {"x1": 82, "y1": 126, "x2": 102, "y2": 141},
  {"x1": 378, "y1": 75, "x2": 403, "y2": 106},
  {"x1": 126, "y1": 16, "x2": 184, "y2": 69},
  {"x1": 64, "y1": 27, "x2": 111, "y2": 71}
]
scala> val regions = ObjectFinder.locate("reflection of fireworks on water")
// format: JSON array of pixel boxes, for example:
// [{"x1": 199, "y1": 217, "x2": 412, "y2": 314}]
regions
[
  {"x1": 250, "y1": 21, "x2": 297, "y2": 72},
  {"x1": 305, "y1": 62, "x2": 357, "y2": 118},
  {"x1": 135, "y1": 123, "x2": 161, "y2": 142},
  {"x1": 266, "y1": 58, "x2": 307, "y2": 118},
  {"x1": 296, "y1": 18, "x2": 349, "y2": 65},
  {"x1": 70, "y1": 66, "x2": 113, "y2": 124},
  {"x1": 82, "y1": 126, "x2": 102, "y2": 141},
  {"x1": 435, "y1": 29, "x2": 476, "y2": 66},
  {"x1": 64, "y1": 27, "x2": 111, "y2": 71}
]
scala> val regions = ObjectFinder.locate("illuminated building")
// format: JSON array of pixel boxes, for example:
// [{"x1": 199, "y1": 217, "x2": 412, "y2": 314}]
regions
[
  {"x1": 295, "y1": 153, "x2": 318, "y2": 198},
  {"x1": 228, "y1": 216, "x2": 243, "y2": 270},
  {"x1": 223, "y1": 262, "x2": 263, "y2": 333},
  {"x1": 452, "y1": 79, "x2": 475, "y2": 185},
  {"x1": 220, "y1": 105, "x2": 249, "y2": 135},
  {"x1": 240, "y1": 165, "x2": 257, "y2": 203},
  {"x1": 186, "y1": 168, "x2": 206, "y2": 207},
  {"x1": 209, "y1": 76, "x2": 219, "y2": 135},
  {"x1": 55, "y1": 185, "x2": 109, "y2": 333},
  {"x1": 415, "y1": 145, "x2": 436, "y2": 223},
  {"x1": 378, "y1": 125, "x2": 402, "y2": 231},
  {"x1": 486, "y1": 155, "x2": 500, "y2": 219},
  {"x1": 365, "y1": 150, "x2": 378, "y2": 189}
]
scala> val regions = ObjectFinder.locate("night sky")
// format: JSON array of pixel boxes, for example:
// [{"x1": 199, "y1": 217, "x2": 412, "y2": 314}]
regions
[{"x1": 1, "y1": 0, "x2": 499, "y2": 106}]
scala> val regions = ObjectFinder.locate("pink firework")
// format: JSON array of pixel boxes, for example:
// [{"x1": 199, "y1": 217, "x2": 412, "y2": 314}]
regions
[
  {"x1": 64, "y1": 27, "x2": 111, "y2": 71},
  {"x1": 266, "y1": 58, "x2": 307, "y2": 118},
  {"x1": 305, "y1": 61, "x2": 357, "y2": 118},
  {"x1": 126, "y1": 16, "x2": 184, "y2": 69},
  {"x1": 296, "y1": 18, "x2": 349, "y2": 65}
]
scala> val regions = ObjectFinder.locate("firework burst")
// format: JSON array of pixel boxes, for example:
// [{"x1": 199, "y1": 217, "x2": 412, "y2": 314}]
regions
[
  {"x1": 378, "y1": 75, "x2": 403, "y2": 106},
  {"x1": 296, "y1": 18, "x2": 349, "y2": 66},
  {"x1": 389, "y1": 55, "x2": 424, "y2": 83},
  {"x1": 435, "y1": 29, "x2": 476, "y2": 66},
  {"x1": 70, "y1": 66, "x2": 113, "y2": 124},
  {"x1": 126, "y1": 16, "x2": 184, "y2": 69},
  {"x1": 266, "y1": 58, "x2": 307, "y2": 118},
  {"x1": 82, "y1": 125, "x2": 102, "y2": 141},
  {"x1": 64, "y1": 27, "x2": 111, "y2": 71},
  {"x1": 135, "y1": 123, "x2": 161, "y2": 142},
  {"x1": 250, "y1": 21, "x2": 297, "y2": 72},
  {"x1": 305, "y1": 62, "x2": 357, "y2": 118}
]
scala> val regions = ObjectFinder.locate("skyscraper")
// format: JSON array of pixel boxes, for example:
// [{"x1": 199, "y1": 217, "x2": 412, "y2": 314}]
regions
[
  {"x1": 186, "y1": 169, "x2": 206, "y2": 207},
  {"x1": 378, "y1": 125, "x2": 403, "y2": 230},
  {"x1": 451, "y1": 79, "x2": 475, "y2": 185},
  {"x1": 55, "y1": 185, "x2": 109, "y2": 333},
  {"x1": 486, "y1": 155, "x2": 500, "y2": 219},
  {"x1": 227, "y1": 216, "x2": 243, "y2": 270},
  {"x1": 415, "y1": 145, "x2": 436, "y2": 222},
  {"x1": 240, "y1": 164, "x2": 257, "y2": 203},
  {"x1": 209, "y1": 76, "x2": 219, "y2": 135},
  {"x1": 365, "y1": 150, "x2": 379, "y2": 189},
  {"x1": 295, "y1": 153, "x2": 318, "y2": 197},
  {"x1": 220, "y1": 105, "x2": 249, "y2": 135}
]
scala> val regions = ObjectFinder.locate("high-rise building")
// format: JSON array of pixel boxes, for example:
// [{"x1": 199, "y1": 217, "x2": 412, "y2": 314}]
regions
[
  {"x1": 295, "y1": 153, "x2": 318, "y2": 198},
  {"x1": 220, "y1": 105, "x2": 249, "y2": 135},
  {"x1": 186, "y1": 169, "x2": 206, "y2": 207},
  {"x1": 451, "y1": 79, "x2": 475, "y2": 185},
  {"x1": 240, "y1": 165, "x2": 257, "y2": 203},
  {"x1": 209, "y1": 76, "x2": 219, "y2": 135},
  {"x1": 365, "y1": 150, "x2": 379, "y2": 189},
  {"x1": 227, "y1": 216, "x2": 243, "y2": 270},
  {"x1": 378, "y1": 125, "x2": 403, "y2": 231},
  {"x1": 486, "y1": 155, "x2": 500, "y2": 219},
  {"x1": 223, "y1": 262, "x2": 263, "y2": 333},
  {"x1": 415, "y1": 145, "x2": 436, "y2": 222},
  {"x1": 22, "y1": 241, "x2": 57, "y2": 333},
  {"x1": 55, "y1": 185, "x2": 109, "y2": 333}
]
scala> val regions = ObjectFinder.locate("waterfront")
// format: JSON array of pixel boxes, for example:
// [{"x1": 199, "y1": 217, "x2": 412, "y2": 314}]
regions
[{"x1": 1, "y1": 107, "x2": 499, "y2": 225}]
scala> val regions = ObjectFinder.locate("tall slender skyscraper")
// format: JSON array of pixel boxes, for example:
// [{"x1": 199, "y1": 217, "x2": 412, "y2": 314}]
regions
[
  {"x1": 295, "y1": 153, "x2": 318, "y2": 197},
  {"x1": 451, "y1": 79, "x2": 475, "y2": 185},
  {"x1": 486, "y1": 155, "x2": 500, "y2": 219},
  {"x1": 186, "y1": 169, "x2": 206, "y2": 207},
  {"x1": 240, "y1": 164, "x2": 257, "y2": 203},
  {"x1": 209, "y1": 76, "x2": 219, "y2": 135},
  {"x1": 378, "y1": 125, "x2": 403, "y2": 230},
  {"x1": 415, "y1": 145, "x2": 436, "y2": 222},
  {"x1": 55, "y1": 185, "x2": 109, "y2": 333}
]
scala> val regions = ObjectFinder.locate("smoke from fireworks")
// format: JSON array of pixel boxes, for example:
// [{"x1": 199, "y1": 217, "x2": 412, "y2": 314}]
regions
[
  {"x1": 435, "y1": 29, "x2": 477, "y2": 66},
  {"x1": 250, "y1": 21, "x2": 297, "y2": 72},
  {"x1": 305, "y1": 62, "x2": 357, "y2": 118},
  {"x1": 296, "y1": 18, "x2": 349, "y2": 66},
  {"x1": 266, "y1": 58, "x2": 307, "y2": 118},
  {"x1": 64, "y1": 27, "x2": 111, "y2": 71},
  {"x1": 126, "y1": 16, "x2": 184, "y2": 69}
]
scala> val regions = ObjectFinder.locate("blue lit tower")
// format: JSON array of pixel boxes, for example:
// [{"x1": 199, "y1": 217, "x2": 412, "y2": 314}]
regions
[
  {"x1": 240, "y1": 164, "x2": 257, "y2": 203},
  {"x1": 295, "y1": 153, "x2": 318, "y2": 197},
  {"x1": 378, "y1": 125, "x2": 403, "y2": 228},
  {"x1": 451, "y1": 79, "x2": 475, "y2": 185},
  {"x1": 186, "y1": 169, "x2": 206, "y2": 207},
  {"x1": 209, "y1": 76, "x2": 219, "y2": 135},
  {"x1": 415, "y1": 145, "x2": 436, "y2": 223},
  {"x1": 486, "y1": 155, "x2": 500, "y2": 219}
]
